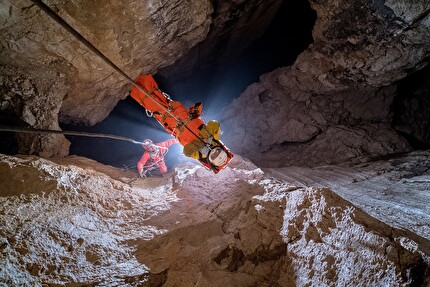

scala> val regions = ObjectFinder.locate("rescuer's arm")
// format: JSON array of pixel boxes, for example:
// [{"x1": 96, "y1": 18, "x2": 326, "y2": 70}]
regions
[
  {"x1": 159, "y1": 138, "x2": 179, "y2": 148},
  {"x1": 188, "y1": 102, "x2": 203, "y2": 119}
]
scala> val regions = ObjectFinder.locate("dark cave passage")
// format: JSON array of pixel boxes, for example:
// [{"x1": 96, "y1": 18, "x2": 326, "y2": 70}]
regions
[
  {"x1": 156, "y1": 0, "x2": 317, "y2": 107},
  {"x1": 392, "y1": 64, "x2": 430, "y2": 150}
]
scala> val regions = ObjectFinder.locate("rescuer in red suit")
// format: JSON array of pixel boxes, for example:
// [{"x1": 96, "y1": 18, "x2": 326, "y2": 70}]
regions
[{"x1": 137, "y1": 138, "x2": 179, "y2": 177}]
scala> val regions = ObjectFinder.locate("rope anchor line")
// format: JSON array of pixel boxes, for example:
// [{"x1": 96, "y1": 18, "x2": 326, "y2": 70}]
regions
[{"x1": 0, "y1": 125, "x2": 143, "y2": 145}]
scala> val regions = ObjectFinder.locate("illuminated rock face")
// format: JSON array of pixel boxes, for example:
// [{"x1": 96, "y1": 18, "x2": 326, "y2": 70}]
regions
[
  {"x1": 0, "y1": 153, "x2": 428, "y2": 286},
  {"x1": 221, "y1": 0, "x2": 430, "y2": 167},
  {"x1": 1, "y1": 0, "x2": 213, "y2": 124},
  {"x1": 221, "y1": 73, "x2": 413, "y2": 167}
]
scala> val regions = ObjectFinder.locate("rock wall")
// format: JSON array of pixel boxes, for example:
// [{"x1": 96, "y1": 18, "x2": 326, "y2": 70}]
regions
[
  {"x1": 0, "y1": 0, "x2": 213, "y2": 156},
  {"x1": 290, "y1": 0, "x2": 430, "y2": 92},
  {"x1": 1, "y1": 0, "x2": 429, "y2": 166},
  {"x1": 0, "y1": 66, "x2": 70, "y2": 157},
  {"x1": 221, "y1": 70, "x2": 412, "y2": 167},
  {"x1": 220, "y1": 0, "x2": 430, "y2": 167}
]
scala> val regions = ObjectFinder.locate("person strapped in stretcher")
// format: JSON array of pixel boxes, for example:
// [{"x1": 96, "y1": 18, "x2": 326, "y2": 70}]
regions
[{"x1": 130, "y1": 74, "x2": 233, "y2": 173}]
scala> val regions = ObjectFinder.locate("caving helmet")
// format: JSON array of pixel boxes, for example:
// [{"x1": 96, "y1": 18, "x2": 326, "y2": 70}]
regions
[
  {"x1": 142, "y1": 139, "x2": 153, "y2": 146},
  {"x1": 142, "y1": 139, "x2": 156, "y2": 152},
  {"x1": 208, "y1": 147, "x2": 228, "y2": 167}
]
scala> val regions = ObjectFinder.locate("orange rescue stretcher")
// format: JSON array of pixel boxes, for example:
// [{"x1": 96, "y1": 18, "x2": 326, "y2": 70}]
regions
[{"x1": 130, "y1": 74, "x2": 233, "y2": 173}]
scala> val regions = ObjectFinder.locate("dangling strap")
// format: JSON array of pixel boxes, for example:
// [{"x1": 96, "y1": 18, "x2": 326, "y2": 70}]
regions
[{"x1": 176, "y1": 117, "x2": 192, "y2": 133}]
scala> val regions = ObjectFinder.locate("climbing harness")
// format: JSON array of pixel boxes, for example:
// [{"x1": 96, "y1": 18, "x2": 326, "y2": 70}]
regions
[
  {"x1": 198, "y1": 136, "x2": 213, "y2": 157},
  {"x1": 148, "y1": 144, "x2": 168, "y2": 159}
]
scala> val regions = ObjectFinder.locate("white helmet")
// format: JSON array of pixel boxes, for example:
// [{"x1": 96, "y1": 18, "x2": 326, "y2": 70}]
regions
[
  {"x1": 143, "y1": 139, "x2": 156, "y2": 152},
  {"x1": 143, "y1": 139, "x2": 153, "y2": 146},
  {"x1": 208, "y1": 147, "x2": 228, "y2": 166}
]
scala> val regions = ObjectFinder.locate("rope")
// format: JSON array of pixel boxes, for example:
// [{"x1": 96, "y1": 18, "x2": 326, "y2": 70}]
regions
[
  {"x1": 0, "y1": 125, "x2": 143, "y2": 145},
  {"x1": 30, "y1": 0, "x2": 211, "y2": 146},
  {"x1": 30, "y1": 0, "x2": 132, "y2": 82}
]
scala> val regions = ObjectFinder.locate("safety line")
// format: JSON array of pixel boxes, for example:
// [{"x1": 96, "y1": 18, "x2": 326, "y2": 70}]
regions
[
  {"x1": 29, "y1": 0, "x2": 210, "y2": 146},
  {"x1": 30, "y1": 0, "x2": 132, "y2": 82},
  {"x1": 0, "y1": 125, "x2": 143, "y2": 145}
]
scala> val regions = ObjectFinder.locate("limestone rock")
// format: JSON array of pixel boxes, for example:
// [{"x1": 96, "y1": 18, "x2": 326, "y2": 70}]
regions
[
  {"x1": 1, "y1": 0, "x2": 212, "y2": 125},
  {"x1": 0, "y1": 0, "x2": 212, "y2": 156},
  {"x1": 221, "y1": 68, "x2": 412, "y2": 167},
  {"x1": 0, "y1": 67, "x2": 70, "y2": 157},
  {"x1": 221, "y1": 0, "x2": 429, "y2": 167},
  {"x1": 294, "y1": 0, "x2": 430, "y2": 92},
  {"x1": 0, "y1": 153, "x2": 428, "y2": 285}
]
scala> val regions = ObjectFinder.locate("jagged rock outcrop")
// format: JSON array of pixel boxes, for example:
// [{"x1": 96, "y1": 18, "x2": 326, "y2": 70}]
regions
[
  {"x1": 288, "y1": 0, "x2": 430, "y2": 92},
  {"x1": 221, "y1": 71, "x2": 412, "y2": 167},
  {"x1": 0, "y1": 153, "x2": 429, "y2": 286},
  {"x1": 0, "y1": 67, "x2": 70, "y2": 157},
  {"x1": 0, "y1": 0, "x2": 213, "y2": 155},
  {"x1": 220, "y1": 0, "x2": 430, "y2": 167}
]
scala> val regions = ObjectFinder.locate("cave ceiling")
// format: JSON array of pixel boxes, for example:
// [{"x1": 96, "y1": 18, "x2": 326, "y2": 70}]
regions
[{"x1": 0, "y1": 0, "x2": 429, "y2": 167}]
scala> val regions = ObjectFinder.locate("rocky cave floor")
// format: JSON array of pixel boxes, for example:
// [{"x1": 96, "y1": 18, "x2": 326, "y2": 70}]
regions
[{"x1": 0, "y1": 149, "x2": 429, "y2": 286}]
